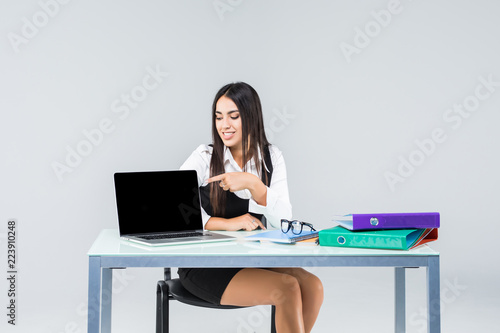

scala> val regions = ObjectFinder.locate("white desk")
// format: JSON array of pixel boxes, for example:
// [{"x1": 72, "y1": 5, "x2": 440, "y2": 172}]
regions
[{"x1": 87, "y1": 229, "x2": 440, "y2": 333}]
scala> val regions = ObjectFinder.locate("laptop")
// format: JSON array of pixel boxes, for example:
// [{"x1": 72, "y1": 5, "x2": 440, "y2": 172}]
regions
[{"x1": 114, "y1": 170, "x2": 235, "y2": 246}]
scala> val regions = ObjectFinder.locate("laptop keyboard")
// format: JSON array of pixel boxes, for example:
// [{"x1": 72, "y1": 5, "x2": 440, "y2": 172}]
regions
[{"x1": 139, "y1": 231, "x2": 207, "y2": 240}]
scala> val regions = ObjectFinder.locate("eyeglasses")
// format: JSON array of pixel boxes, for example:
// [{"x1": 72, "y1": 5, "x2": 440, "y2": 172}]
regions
[{"x1": 281, "y1": 219, "x2": 316, "y2": 235}]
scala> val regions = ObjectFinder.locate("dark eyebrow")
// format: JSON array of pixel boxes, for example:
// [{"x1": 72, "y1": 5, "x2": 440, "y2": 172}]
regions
[{"x1": 215, "y1": 110, "x2": 239, "y2": 114}]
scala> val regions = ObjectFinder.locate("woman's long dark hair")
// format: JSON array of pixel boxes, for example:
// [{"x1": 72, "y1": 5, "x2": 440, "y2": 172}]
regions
[{"x1": 210, "y1": 82, "x2": 270, "y2": 217}]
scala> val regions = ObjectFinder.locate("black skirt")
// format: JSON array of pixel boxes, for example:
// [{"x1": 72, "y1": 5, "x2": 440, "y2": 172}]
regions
[{"x1": 177, "y1": 267, "x2": 244, "y2": 305}]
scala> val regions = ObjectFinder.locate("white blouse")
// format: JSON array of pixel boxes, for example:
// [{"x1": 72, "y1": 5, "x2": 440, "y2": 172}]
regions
[{"x1": 180, "y1": 144, "x2": 293, "y2": 229}]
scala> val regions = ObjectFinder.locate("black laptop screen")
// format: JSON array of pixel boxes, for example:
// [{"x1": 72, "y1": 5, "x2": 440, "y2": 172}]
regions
[{"x1": 114, "y1": 170, "x2": 203, "y2": 235}]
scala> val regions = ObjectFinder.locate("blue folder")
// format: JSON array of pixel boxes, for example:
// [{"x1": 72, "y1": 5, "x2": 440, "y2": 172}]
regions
[{"x1": 245, "y1": 229, "x2": 319, "y2": 244}]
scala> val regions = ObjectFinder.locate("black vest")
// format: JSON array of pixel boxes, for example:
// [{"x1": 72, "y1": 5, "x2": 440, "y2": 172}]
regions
[{"x1": 199, "y1": 145, "x2": 273, "y2": 227}]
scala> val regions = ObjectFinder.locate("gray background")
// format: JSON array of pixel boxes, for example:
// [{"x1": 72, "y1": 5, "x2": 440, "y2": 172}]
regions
[{"x1": 1, "y1": 0, "x2": 499, "y2": 332}]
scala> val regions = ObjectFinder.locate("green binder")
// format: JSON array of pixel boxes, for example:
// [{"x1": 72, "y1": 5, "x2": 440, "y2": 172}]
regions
[{"x1": 318, "y1": 226, "x2": 438, "y2": 250}]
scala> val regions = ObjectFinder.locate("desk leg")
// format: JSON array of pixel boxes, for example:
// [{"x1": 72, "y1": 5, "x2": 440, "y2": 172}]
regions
[
  {"x1": 427, "y1": 257, "x2": 441, "y2": 333},
  {"x1": 101, "y1": 268, "x2": 113, "y2": 333},
  {"x1": 88, "y1": 257, "x2": 101, "y2": 333},
  {"x1": 395, "y1": 267, "x2": 406, "y2": 333}
]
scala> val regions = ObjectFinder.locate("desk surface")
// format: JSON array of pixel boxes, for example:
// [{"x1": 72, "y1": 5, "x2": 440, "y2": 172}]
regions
[
  {"x1": 88, "y1": 229, "x2": 441, "y2": 333},
  {"x1": 88, "y1": 229, "x2": 439, "y2": 257}
]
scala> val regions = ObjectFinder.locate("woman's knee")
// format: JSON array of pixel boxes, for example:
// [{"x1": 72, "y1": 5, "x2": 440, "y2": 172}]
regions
[
  {"x1": 310, "y1": 274, "x2": 324, "y2": 303},
  {"x1": 272, "y1": 274, "x2": 302, "y2": 306},
  {"x1": 298, "y1": 270, "x2": 324, "y2": 303},
  {"x1": 273, "y1": 268, "x2": 324, "y2": 302}
]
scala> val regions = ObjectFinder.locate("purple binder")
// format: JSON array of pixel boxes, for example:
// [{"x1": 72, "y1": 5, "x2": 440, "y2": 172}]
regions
[{"x1": 333, "y1": 212, "x2": 440, "y2": 230}]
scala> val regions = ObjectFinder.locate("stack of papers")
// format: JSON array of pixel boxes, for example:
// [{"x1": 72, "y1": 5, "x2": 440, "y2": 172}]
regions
[{"x1": 245, "y1": 229, "x2": 319, "y2": 244}]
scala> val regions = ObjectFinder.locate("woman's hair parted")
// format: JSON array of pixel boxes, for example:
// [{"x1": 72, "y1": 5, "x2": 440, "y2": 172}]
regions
[{"x1": 210, "y1": 82, "x2": 270, "y2": 217}]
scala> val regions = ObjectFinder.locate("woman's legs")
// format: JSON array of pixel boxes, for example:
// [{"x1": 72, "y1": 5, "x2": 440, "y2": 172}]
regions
[
  {"x1": 267, "y1": 268, "x2": 324, "y2": 333},
  {"x1": 220, "y1": 268, "x2": 323, "y2": 333}
]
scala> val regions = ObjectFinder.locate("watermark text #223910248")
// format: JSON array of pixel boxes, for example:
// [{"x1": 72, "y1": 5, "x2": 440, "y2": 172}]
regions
[
  {"x1": 51, "y1": 65, "x2": 168, "y2": 182},
  {"x1": 384, "y1": 74, "x2": 500, "y2": 191}
]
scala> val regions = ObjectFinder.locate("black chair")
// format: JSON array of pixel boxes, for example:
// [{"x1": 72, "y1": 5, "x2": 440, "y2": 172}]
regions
[{"x1": 156, "y1": 268, "x2": 277, "y2": 333}]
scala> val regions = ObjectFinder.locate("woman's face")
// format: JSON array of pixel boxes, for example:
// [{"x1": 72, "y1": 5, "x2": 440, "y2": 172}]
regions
[{"x1": 215, "y1": 96, "x2": 242, "y2": 149}]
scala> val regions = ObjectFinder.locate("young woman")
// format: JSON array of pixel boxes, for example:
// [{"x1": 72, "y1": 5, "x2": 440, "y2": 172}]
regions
[{"x1": 179, "y1": 82, "x2": 323, "y2": 333}]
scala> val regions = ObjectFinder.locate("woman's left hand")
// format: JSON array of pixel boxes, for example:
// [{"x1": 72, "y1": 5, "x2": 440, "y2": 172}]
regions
[{"x1": 207, "y1": 172, "x2": 260, "y2": 192}]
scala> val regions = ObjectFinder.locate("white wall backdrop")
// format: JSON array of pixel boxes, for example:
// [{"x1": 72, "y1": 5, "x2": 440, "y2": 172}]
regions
[{"x1": 1, "y1": 0, "x2": 499, "y2": 332}]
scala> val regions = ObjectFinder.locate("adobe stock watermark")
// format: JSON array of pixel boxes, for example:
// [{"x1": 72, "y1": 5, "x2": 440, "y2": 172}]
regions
[
  {"x1": 177, "y1": 187, "x2": 201, "y2": 226},
  {"x1": 51, "y1": 65, "x2": 169, "y2": 182},
  {"x1": 340, "y1": 0, "x2": 408, "y2": 64},
  {"x1": 409, "y1": 276, "x2": 467, "y2": 333},
  {"x1": 1, "y1": 228, "x2": 7, "y2": 323},
  {"x1": 213, "y1": 0, "x2": 243, "y2": 21},
  {"x1": 236, "y1": 305, "x2": 275, "y2": 333},
  {"x1": 385, "y1": 74, "x2": 499, "y2": 192},
  {"x1": 7, "y1": 0, "x2": 72, "y2": 53},
  {"x1": 56, "y1": 269, "x2": 136, "y2": 333},
  {"x1": 236, "y1": 252, "x2": 327, "y2": 332},
  {"x1": 265, "y1": 106, "x2": 296, "y2": 142}
]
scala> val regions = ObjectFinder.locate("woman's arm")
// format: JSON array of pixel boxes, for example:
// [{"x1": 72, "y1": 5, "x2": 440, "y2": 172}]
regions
[
  {"x1": 206, "y1": 147, "x2": 293, "y2": 229},
  {"x1": 208, "y1": 172, "x2": 267, "y2": 206},
  {"x1": 248, "y1": 147, "x2": 293, "y2": 228},
  {"x1": 180, "y1": 145, "x2": 292, "y2": 231},
  {"x1": 205, "y1": 213, "x2": 266, "y2": 231}
]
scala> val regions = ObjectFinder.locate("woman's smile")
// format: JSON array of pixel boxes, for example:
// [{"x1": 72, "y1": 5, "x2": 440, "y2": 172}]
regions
[{"x1": 222, "y1": 131, "x2": 236, "y2": 140}]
